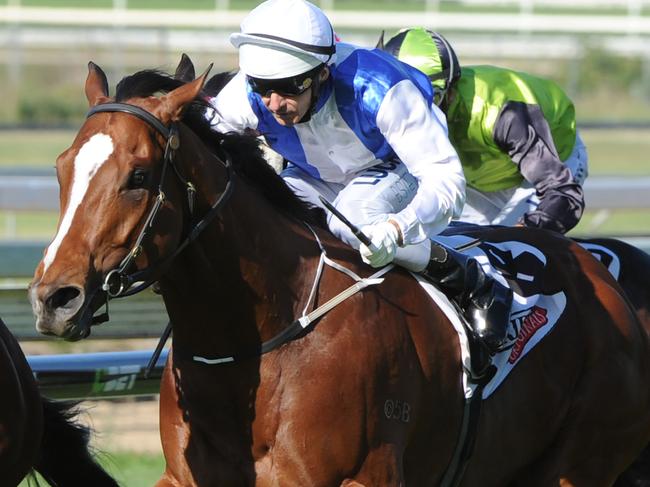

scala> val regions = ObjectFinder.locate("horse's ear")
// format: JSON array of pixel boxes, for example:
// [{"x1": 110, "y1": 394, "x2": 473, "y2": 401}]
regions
[
  {"x1": 159, "y1": 64, "x2": 213, "y2": 123},
  {"x1": 376, "y1": 30, "x2": 385, "y2": 50},
  {"x1": 85, "y1": 61, "x2": 110, "y2": 107},
  {"x1": 174, "y1": 53, "x2": 195, "y2": 82}
]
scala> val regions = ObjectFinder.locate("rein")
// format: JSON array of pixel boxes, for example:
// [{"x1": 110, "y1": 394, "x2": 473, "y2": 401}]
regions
[
  {"x1": 86, "y1": 102, "x2": 234, "y2": 322},
  {"x1": 85, "y1": 102, "x2": 391, "y2": 372}
]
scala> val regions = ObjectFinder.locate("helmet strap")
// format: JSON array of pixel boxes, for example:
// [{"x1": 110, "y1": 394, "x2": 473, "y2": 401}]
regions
[{"x1": 435, "y1": 88, "x2": 449, "y2": 108}]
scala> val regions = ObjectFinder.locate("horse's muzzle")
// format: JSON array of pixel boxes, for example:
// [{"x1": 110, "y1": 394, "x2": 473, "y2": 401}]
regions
[{"x1": 29, "y1": 282, "x2": 96, "y2": 340}]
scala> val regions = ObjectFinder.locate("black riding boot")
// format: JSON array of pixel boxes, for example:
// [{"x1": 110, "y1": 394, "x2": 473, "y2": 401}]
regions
[{"x1": 422, "y1": 242, "x2": 513, "y2": 354}]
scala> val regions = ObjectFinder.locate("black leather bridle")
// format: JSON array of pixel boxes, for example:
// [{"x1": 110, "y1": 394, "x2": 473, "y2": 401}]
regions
[{"x1": 85, "y1": 102, "x2": 234, "y2": 323}]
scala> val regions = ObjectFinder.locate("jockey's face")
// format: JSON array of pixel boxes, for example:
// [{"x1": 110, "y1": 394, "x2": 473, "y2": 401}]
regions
[
  {"x1": 261, "y1": 67, "x2": 329, "y2": 127},
  {"x1": 262, "y1": 89, "x2": 313, "y2": 127}
]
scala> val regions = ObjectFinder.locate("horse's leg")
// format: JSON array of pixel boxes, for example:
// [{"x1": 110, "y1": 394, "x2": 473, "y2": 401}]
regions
[
  {"x1": 0, "y1": 324, "x2": 41, "y2": 486},
  {"x1": 156, "y1": 357, "x2": 195, "y2": 487},
  {"x1": 511, "y1": 370, "x2": 650, "y2": 487},
  {"x1": 614, "y1": 442, "x2": 650, "y2": 486},
  {"x1": 154, "y1": 472, "x2": 184, "y2": 487},
  {"x1": 339, "y1": 445, "x2": 404, "y2": 487},
  {"x1": 514, "y1": 341, "x2": 650, "y2": 484}
]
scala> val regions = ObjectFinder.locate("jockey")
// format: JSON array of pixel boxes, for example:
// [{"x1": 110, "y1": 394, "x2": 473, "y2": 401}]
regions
[
  {"x1": 207, "y1": 0, "x2": 512, "y2": 353},
  {"x1": 380, "y1": 27, "x2": 588, "y2": 234}
]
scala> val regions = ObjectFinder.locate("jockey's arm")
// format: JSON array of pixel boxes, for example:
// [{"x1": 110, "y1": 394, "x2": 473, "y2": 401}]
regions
[
  {"x1": 376, "y1": 80, "x2": 466, "y2": 245},
  {"x1": 205, "y1": 71, "x2": 259, "y2": 134},
  {"x1": 493, "y1": 101, "x2": 584, "y2": 234}
]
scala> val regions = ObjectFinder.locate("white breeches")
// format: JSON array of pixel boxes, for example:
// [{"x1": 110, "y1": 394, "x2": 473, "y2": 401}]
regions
[{"x1": 282, "y1": 159, "x2": 431, "y2": 271}]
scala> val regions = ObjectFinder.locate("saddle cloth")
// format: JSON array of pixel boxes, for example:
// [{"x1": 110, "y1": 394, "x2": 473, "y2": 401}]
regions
[
  {"x1": 414, "y1": 234, "x2": 568, "y2": 399},
  {"x1": 577, "y1": 241, "x2": 621, "y2": 280}
]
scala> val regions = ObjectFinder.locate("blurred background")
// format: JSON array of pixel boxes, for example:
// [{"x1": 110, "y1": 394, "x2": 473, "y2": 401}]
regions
[{"x1": 1, "y1": 1, "x2": 649, "y2": 485}]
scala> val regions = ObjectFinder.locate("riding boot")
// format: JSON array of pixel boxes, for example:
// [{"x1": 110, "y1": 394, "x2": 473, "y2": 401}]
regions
[{"x1": 422, "y1": 242, "x2": 513, "y2": 354}]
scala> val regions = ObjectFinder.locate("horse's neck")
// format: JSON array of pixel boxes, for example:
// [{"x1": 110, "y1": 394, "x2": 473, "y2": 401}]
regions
[{"x1": 161, "y1": 174, "x2": 319, "y2": 359}]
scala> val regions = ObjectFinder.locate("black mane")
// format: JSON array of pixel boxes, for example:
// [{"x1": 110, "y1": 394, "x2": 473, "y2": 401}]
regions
[{"x1": 114, "y1": 69, "x2": 324, "y2": 227}]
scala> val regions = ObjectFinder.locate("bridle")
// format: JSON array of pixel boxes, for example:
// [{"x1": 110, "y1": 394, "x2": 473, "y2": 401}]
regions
[
  {"x1": 85, "y1": 103, "x2": 392, "y2": 375},
  {"x1": 86, "y1": 102, "x2": 234, "y2": 324}
]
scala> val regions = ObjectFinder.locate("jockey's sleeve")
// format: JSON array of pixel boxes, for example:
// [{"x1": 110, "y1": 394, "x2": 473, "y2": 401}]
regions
[
  {"x1": 205, "y1": 71, "x2": 258, "y2": 134},
  {"x1": 376, "y1": 80, "x2": 466, "y2": 245},
  {"x1": 493, "y1": 101, "x2": 585, "y2": 234}
]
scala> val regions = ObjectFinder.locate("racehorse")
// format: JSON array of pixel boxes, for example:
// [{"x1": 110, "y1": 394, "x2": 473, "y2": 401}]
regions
[
  {"x1": 28, "y1": 59, "x2": 650, "y2": 486},
  {"x1": 0, "y1": 317, "x2": 117, "y2": 486}
]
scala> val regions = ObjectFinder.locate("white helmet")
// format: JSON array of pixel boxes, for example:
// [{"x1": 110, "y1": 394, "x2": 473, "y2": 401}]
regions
[{"x1": 230, "y1": 0, "x2": 336, "y2": 79}]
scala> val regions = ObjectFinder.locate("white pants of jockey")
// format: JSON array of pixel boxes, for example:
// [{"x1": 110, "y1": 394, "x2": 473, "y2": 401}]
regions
[
  {"x1": 459, "y1": 133, "x2": 589, "y2": 227},
  {"x1": 282, "y1": 159, "x2": 432, "y2": 272}
]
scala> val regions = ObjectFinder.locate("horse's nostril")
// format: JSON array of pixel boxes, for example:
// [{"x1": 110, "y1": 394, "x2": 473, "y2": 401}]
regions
[{"x1": 46, "y1": 286, "x2": 82, "y2": 311}]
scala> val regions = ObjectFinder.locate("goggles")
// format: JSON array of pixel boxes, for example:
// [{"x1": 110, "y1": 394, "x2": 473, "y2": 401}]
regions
[{"x1": 247, "y1": 65, "x2": 323, "y2": 97}]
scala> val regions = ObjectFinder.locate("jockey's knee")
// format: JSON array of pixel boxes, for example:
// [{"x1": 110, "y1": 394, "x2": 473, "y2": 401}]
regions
[{"x1": 328, "y1": 198, "x2": 390, "y2": 248}]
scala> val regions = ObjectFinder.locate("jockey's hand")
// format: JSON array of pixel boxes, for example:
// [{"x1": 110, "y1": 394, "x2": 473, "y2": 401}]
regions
[{"x1": 359, "y1": 220, "x2": 401, "y2": 268}]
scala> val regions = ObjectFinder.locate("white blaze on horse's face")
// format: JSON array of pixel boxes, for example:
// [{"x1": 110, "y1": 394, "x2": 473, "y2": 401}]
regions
[{"x1": 43, "y1": 133, "x2": 114, "y2": 273}]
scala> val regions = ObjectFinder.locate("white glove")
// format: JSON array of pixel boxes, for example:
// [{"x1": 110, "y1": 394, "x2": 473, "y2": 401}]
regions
[{"x1": 359, "y1": 220, "x2": 401, "y2": 268}]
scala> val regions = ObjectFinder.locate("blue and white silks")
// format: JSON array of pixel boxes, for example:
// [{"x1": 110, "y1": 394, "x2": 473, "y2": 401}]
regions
[{"x1": 208, "y1": 43, "x2": 465, "y2": 246}]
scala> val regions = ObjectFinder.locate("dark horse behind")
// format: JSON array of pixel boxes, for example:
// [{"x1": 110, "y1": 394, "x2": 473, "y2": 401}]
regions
[
  {"x1": 27, "y1": 57, "x2": 650, "y2": 486},
  {"x1": 0, "y1": 317, "x2": 117, "y2": 486}
]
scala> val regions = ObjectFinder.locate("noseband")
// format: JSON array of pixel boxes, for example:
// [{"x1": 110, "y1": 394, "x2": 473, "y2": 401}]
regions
[{"x1": 86, "y1": 102, "x2": 234, "y2": 323}]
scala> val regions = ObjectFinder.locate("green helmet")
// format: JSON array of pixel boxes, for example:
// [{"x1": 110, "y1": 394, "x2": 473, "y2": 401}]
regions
[{"x1": 381, "y1": 27, "x2": 460, "y2": 104}]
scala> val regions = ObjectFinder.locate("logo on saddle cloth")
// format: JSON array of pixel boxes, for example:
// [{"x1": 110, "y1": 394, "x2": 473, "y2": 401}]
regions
[{"x1": 507, "y1": 306, "x2": 548, "y2": 364}]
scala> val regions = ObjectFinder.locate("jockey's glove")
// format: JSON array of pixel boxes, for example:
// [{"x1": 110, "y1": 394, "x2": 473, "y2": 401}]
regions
[{"x1": 359, "y1": 219, "x2": 402, "y2": 268}]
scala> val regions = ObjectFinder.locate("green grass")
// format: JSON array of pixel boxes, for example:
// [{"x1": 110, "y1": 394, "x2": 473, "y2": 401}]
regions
[
  {"x1": 0, "y1": 211, "x2": 58, "y2": 240},
  {"x1": 19, "y1": 451, "x2": 165, "y2": 487},
  {"x1": 571, "y1": 209, "x2": 650, "y2": 237},
  {"x1": 0, "y1": 130, "x2": 73, "y2": 167},
  {"x1": 580, "y1": 129, "x2": 650, "y2": 175},
  {"x1": 0, "y1": 128, "x2": 648, "y2": 240},
  {"x1": 1, "y1": 127, "x2": 649, "y2": 174},
  {"x1": 100, "y1": 451, "x2": 166, "y2": 487}
]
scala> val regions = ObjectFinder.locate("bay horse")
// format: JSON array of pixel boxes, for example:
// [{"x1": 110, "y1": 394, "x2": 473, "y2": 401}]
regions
[
  {"x1": 0, "y1": 316, "x2": 117, "y2": 486},
  {"x1": 28, "y1": 60, "x2": 650, "y2": 486}
]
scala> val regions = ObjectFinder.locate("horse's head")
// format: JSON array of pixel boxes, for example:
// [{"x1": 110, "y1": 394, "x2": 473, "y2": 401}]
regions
[{"x1": 29, "y1": 60, "x2": 211, "y2": 340}]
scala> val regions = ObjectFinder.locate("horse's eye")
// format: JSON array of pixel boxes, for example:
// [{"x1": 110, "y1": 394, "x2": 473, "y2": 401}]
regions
[{"x1": 128, "y1": 168, "x2": 148, "y2": 189}]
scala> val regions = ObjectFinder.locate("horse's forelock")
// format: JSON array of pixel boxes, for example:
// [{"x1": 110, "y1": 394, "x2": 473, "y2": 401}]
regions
[{"x1": 115, "y1": 69, "x2": 184, "y2": 102}]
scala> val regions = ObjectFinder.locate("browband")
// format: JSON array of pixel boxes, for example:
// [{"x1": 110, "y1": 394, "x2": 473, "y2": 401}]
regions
[{"x1": 87, "y1": 103, "x2": 171, "y2": 139}]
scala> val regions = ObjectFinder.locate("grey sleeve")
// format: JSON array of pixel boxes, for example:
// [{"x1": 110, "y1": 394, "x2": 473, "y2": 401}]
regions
[{"x1": 493, "y1": 101, "x2": 584, "y2": 234}]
